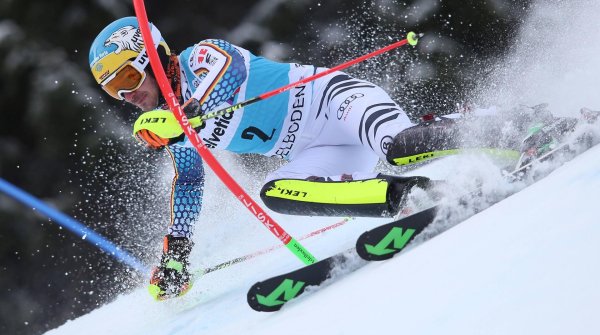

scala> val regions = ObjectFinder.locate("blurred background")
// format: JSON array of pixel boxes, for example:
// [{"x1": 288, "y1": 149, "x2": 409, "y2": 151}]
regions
[{"x1": 0, "y1": 0, "x2": 534, "y2": 334}]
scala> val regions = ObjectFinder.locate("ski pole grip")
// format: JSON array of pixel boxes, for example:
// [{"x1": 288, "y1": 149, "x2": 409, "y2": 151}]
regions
[{"x1": 407, "y1": 31, "x2": 420, "y2": 46}]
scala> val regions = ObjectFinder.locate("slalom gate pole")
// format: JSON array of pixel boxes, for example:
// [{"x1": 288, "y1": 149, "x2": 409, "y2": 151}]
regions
[
  {"x1": 133, "y1": 0, "x2": 316, "y2": 265},
  {"x1": 0, "y1": 178, "x2": 149, "y2": 273},
  {"x1": 199, "y1": 32, "x2": 420, "y2": 121}
]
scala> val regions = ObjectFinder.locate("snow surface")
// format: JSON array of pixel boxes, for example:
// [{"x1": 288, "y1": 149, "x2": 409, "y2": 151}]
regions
[{"x1": 45, "y1": 144, "x2": 600, "y2": 335}]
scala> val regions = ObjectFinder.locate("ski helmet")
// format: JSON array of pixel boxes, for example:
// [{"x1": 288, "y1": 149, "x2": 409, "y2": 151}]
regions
[{"x1": 88, "y1": 16, "x2": 170, "y2": 100}]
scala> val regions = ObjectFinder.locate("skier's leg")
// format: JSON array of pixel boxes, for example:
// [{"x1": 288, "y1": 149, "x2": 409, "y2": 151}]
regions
[
  {"x1": 149, "y1": 145, "x2": 202, "y2": 300},
  {"x1": 385, "y1": 104, "x2": 575, "y2": 167},
  {"x1": 305, "y1": 75, "x2": 458, "y2": 167},
  {"x1": 260, "y1": 145, "x2": 430, "y2": 217},
  {"x1": 308, "y1": 76, "x2": 416, "y2": 162},
  {"x1": 309, "y1": 76, "x2": 577, "y2": 169},
  {"x1": 317, "y1": 79, "x2": 520, "y2": 167}
]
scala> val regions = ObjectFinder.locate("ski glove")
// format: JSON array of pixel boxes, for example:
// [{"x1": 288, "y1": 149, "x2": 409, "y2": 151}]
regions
[
  {"x1": 148, "y1": 235, "x2": 194, "y2": 300},
  {"x1": 132, "y1": 101, "x2": 203, "y2": 149}
]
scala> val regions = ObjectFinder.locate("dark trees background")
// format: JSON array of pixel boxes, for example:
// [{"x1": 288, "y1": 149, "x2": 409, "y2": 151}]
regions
[{"x1": 0, "y1": 1, "x2": 531, "y2": 334}]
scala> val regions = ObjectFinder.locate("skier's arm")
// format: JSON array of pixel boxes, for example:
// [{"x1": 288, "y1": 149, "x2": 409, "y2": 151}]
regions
[
  {"x1": 147, "y1": 145, "x2": 204, "y2": 300},
  {"x1": 132, "y1": 106, "x2": 202, "y2": 150},
  {"x1": 164, "y1": 145, "x2": 205, "y2": 238},
  {"x1": 133, "y1": 39, "x2": 247, "y2": 149}
]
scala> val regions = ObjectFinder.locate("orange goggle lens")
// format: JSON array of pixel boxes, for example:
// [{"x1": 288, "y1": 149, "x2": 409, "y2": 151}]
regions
[{"x1": 100, "y1": 63, "x2": 146, "y2": 100}]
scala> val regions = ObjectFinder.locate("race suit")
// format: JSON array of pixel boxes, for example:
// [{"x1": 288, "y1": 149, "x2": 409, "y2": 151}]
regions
[{"x1": 165, "y1": 39, "x2": 414, "y2": 237}]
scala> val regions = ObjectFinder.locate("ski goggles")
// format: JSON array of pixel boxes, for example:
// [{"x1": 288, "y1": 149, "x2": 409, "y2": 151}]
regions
[{"x1": 100, "y1": 48, "x2": 149, "y2": 100}]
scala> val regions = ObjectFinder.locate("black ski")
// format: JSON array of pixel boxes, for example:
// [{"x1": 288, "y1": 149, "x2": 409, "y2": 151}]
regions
[
  {"x1": 247, "y1": 251, "x2": 355, "y2": 312},
  {"x1": 356, "y1": 206, "x2": 438, "y2": 261}
]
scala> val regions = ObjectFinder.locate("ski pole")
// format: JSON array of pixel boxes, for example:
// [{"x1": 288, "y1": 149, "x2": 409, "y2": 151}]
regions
[
  {"x1": 197, "y1": 217, "x2": 354, "y2": 276},
  {"x1": 200, "y1": 32, "x2": 421, "y2": 122},
  {"x1": 133, "y1": 0, "x2": 316, "y2": 265}
]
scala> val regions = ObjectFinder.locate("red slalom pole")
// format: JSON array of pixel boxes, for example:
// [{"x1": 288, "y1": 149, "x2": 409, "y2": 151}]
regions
[
  {"x1": 133, "y1": 0, "x2": 316, "y2": 265},
  {"x1": 200, "y1": 31, "x2": 420, "y2": 121}
]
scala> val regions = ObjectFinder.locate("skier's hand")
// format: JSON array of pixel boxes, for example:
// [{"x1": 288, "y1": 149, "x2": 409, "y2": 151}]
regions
[
  {"x1": 135, "y1": 128, "x2": 173, "y2": 149},
  {"x1": 182, "y1": 98, "x2": 201, "y2": 119},
  {"x1": 148, "y1": 235, "x2": 193, "y2": 300},
  {"x1": 133, "y1": 109, "x2": 200, "y2": 149},
  {"x1": 148, "y1": 264, "x2": 192, "y2": 300}
]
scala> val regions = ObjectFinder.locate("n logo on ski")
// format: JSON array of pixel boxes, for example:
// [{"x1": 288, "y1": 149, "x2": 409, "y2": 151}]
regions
[
  {"x1": 247, "y1": 255, "x2": 348, "y2": 312},
  {"x1": 363, "y1": 227, "x2": 416, "y2": 257},
  {"x1": 253, "y1": 278, "x2": 306, "y2": 308},
  {"x1": 357, "y1": 206, "x2": 438, "y2": 260}
]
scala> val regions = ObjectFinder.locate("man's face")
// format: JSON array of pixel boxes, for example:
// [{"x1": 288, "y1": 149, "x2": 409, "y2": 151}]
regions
[{"x1": 123, "y1": 71, "x2": 160, "y2": 111}]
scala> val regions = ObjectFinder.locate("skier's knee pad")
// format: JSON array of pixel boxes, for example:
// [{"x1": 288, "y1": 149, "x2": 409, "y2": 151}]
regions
[
  {"x1": 386, "y1": 118, "x2": 462, "y2": 166},
  {"x1": 260, "y1": 177, "x2": 391, "y2": 217},
  {"x1": 260, "y1": 175, "x2": 430, "y2": 217}
]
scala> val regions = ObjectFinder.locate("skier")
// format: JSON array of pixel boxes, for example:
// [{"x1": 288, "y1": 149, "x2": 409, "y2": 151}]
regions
[{"x1": 88, "y1": 17, "x2": 569, "y2": 300}]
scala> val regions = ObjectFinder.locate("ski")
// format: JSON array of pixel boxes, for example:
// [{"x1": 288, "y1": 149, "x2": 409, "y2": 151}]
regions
[
  {"x1": 246, "y1": 191, "x2": 483, "y2": 311},
  {"x1": 247, "y1": 251, "x2": 355, "y2": 312},
  {"x1": 356, "y1": 206, "x2": 438, "y2": 261}
]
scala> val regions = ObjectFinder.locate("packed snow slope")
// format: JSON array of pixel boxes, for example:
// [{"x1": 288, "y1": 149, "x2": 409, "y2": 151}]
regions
[{"x1": 47, "y1": 144, "x2": 600, "y2": 335}]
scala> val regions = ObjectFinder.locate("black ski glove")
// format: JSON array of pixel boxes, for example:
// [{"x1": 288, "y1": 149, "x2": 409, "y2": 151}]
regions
[{"x1": 148, "y1": 235, "x2": 194, "y2": 300}]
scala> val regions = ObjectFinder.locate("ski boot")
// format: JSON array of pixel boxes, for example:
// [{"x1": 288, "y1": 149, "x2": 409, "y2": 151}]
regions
[
  {"x1": 382, "y1": 175, "x2": 432, "y2": 215},
  {"x1": 514, "y1": 116, "x2": 578, "y2": 170},
  {"x1": 148, "y1": 235, "x2": 193, "y2": 300},
  {"x1": 580, "y1": 107, "x2": 600, "y2": 124}
]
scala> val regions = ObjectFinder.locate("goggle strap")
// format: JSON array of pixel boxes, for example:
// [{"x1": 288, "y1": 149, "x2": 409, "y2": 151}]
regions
[
  {"x1": 150, "y1": 25, "x2": 163, "y2": 49},
  {"x1": 132, "y1": 48, "x2": 149, "y2": 72},
  {"x1": 130, "y1": 25, "x2": 163, "y2": 73}
]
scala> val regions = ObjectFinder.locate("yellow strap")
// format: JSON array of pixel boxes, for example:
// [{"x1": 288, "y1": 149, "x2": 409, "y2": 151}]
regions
[
  {"x1": 132, "y1": 110, "x2": 203, "y2": 139},
  {"x1": 393, "y1": 150, "x2": 459, "y2": 166},
  {"x1": 393, "y1": 148, "x2": 520, "y2": 166},
  {"x1": 265, "y1": 178, "x2": 389, "y2": 205}
]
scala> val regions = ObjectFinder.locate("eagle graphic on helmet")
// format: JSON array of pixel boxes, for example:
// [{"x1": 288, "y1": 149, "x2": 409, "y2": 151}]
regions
[
  {"x1": 89, "y1": 17, "x2": 170, "y2": 85},
  {"x1": 105, "y1": 25, "x2": 144, "y2": 54}
]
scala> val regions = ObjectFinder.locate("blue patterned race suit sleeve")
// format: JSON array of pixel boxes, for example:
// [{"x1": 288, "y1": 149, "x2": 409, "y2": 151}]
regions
[
  {"x1": 164, "y1": 146, "x2": 204, "y2": 238},
  {"x1": 179, "y1": 39, "x2": 247, "y2": 113}
]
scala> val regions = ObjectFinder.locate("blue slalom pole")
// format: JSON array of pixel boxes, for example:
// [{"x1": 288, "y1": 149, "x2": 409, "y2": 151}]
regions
[{"x1": 0, "y1": 178, "x2": 149, "y2": 274}]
